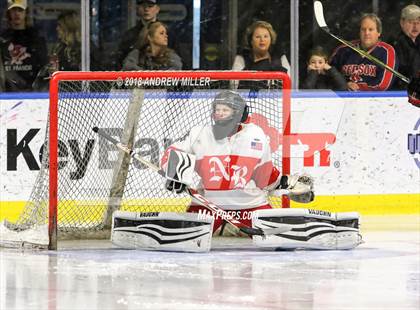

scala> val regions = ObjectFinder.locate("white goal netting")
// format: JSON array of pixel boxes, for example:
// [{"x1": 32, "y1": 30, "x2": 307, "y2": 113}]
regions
[{"x1": 0, "y1": 71, "x2": 291, "y2": 249}]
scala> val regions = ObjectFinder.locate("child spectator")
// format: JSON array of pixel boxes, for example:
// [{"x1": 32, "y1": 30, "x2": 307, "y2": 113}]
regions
[{"x1": 301, "y1": 46, "x2": 347, "y2": 90}]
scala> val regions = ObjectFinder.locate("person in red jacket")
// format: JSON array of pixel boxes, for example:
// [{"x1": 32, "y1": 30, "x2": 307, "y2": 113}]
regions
[{"x1": 330, "y1": 13, "x2": 397, "y2": 91}]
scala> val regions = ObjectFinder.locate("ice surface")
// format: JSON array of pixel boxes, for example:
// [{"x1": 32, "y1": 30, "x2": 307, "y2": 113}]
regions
[{"x1": 0, "y1": 231, "x2": 419, "y2": 310}]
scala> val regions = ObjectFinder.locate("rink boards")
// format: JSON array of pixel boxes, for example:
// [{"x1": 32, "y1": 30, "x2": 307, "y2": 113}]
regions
[{"x1": 0, "y1": 91, "x2": 419, "y2": 222}]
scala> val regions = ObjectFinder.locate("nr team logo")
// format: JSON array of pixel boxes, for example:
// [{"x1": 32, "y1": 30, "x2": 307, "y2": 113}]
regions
[
  {"x1": 407, "y1": 118, "x2": 420, "y2": 169},
  {"x1": 208, "y1": 156, "x2": 248, "y2": 188}
]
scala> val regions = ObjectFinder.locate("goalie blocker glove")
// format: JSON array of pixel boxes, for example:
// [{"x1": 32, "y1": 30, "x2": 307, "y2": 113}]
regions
[
  {"x1": 166, "y1": 179, "x2": 187, "y2": 194},
  {"x1": 407, "y1": 74, "x2": 420, "y2": 108},
  {"x1": 164, "y1": 149, "x2": 196, "y2": 194},
  {"x1": 277, "y1": 174, "x2": 315, "y2": 203}
]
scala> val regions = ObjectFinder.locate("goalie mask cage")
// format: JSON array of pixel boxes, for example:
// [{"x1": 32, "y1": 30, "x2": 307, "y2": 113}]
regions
[{"x1": 0, "y1": 71, "x2": 291, "y2": 250}]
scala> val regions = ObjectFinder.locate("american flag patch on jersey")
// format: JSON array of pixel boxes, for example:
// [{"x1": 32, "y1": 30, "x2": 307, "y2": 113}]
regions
[{"x1": 251, "y1": 141, "x2": 263, "y2": 150}]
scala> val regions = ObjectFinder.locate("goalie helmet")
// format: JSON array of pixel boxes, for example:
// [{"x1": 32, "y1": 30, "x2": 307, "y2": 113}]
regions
[
  {"x1": 211, "y1": 90, "x2": 249, "y2": 140},
  {"x1": 408, "y1": 74, "x2": 420, "y2": 108}
]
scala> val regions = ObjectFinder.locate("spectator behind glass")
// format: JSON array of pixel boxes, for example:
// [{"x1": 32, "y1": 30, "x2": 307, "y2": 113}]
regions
[
  {"x1": 330, "y1": 14, "x2": 397, "y2": 91},
  {"x1": 0, "y1": 0, "x2": 47, "y2": 92},
  {"x1": 116, "y1": 0, "x2": 160, "y2": 69},
  {"x1": 0, "y1": 47, "x2": 5, "y2": 91},
  {"x1": 33, "y1": 10, "x2": 100, "y2": 91},
  {"x1": 232, "y1": 21, "x2": 289, "y2": 89},
  {"x1": 301, "y1": 46, "x2": 347, "y2": 90},
  {"x1": 233, "y1": 21, "x2": 289, "y2": 73},
  {"x1": 393, "y1": 4, "x2": 420, "y2": 89},
  {"x1": 122, "y1": 21, "x2": 182, "y2": 70}
]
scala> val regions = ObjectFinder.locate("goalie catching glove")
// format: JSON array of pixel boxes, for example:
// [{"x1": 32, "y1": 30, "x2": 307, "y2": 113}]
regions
[
  {"x1": 164, "y1": 149, "x2": 196, "y2": 194},
  {"x1": 277, "y1": 174, "x2": 315, "y2": 203}
]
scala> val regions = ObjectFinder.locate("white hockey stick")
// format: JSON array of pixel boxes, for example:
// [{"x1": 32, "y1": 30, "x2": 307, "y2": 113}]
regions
[
  {"x1": 314, "y1": 1, "x2": 410, "y2": 84},
  {"x1": 93, "y1": 127, "x2": 291, "y2": 236}
]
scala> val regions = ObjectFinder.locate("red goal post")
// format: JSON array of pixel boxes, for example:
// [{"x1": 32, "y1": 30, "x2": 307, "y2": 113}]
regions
[{"x1": 2, "y1": 71, "x2": 291, "y2": 250}]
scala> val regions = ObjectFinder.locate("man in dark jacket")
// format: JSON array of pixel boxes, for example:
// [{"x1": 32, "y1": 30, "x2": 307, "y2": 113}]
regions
[
  {"x1": 0, "y1": 0, "x2": 48, "y2": 92},
  {"x1": 116, "y1": 0, "x2": 160, "y2": 69},
  {"x1": 393, "y1": 4, "x2": 420, "y2": 89}
]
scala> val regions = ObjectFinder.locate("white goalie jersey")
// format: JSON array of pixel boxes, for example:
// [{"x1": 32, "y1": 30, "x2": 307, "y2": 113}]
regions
[{"x1": 161, "y1": 123, "x2": 282, "y2": 210}]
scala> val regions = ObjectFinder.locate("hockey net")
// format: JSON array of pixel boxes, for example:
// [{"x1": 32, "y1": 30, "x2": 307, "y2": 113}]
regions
[{"x1": 0, "y1": 71, "x2": 291, "y2": 249}]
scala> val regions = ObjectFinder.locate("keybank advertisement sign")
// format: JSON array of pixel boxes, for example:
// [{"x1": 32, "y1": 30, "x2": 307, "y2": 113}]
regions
[{"x1": 0, "y1": 94, "x2": 419, "y2": 201}]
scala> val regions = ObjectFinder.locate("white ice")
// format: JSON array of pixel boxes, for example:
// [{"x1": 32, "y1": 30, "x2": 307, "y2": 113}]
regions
[{"x1": 1, "y1": 231, "x2": 419, "y2": 310}]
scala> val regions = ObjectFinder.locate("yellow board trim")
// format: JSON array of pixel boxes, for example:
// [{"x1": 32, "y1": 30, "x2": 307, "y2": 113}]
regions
[
  {"x1": 292, "y1": 193, "x2": 420, "y2": 214},
  {"x1": 1, "y1": 194, "x2": 419, "y2": 224}
]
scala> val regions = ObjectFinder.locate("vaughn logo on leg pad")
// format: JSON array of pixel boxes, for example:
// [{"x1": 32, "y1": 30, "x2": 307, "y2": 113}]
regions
[
  {"x1": 252, "y1": 208, "x2": 362, "y2": 250},
  {"x1": 111, "y1": 211, "x2": 214, "y2": 252},
  {"x1": 308, "y1": 209, "x2": 331, "y2": 217}
]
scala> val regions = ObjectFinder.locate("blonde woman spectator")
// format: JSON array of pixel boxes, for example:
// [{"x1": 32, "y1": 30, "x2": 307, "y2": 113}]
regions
[
  {"x1": 233, "y1": 21, "x2": 289, "y2": 73},
  {"x1": 232, "y1": 20, "x2": 289, "y2": 89},
  {"x1": 52, "y1": 10, "x2": 82, "y2": 72},
  {"x1": 51, "y1": 10, "x2": 99, "y2": 71},
  {"x1": 330, "y1": 14, "x2": 397, "y2": 91},
  {"x1": 33, "y1": 11, "x2": 100, "y2": 90},
  {"x1": 122, "y1": 21, "x2": 182, "y2": 70}
]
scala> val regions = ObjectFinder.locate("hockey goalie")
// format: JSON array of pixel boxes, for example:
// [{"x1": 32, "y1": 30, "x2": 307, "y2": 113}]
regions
[{"x1": 112, "y1": 90, "x2": 362, "y2": 252}]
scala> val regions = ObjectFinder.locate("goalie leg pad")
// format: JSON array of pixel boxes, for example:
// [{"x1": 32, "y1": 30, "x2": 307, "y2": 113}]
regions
[
  {"x1": 252, "y1": 208, "x2": 362, "y2": 250},
  {"x1": 112, "y1": 211, "x2": 214, "y2": 252}
]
